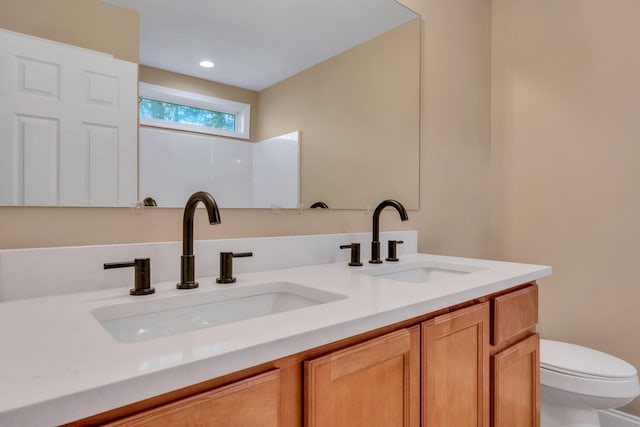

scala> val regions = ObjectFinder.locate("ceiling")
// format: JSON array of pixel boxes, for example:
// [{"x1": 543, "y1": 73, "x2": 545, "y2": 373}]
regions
[{"x1": 101, "y1": 0, "x2": 417, "y2": 91}]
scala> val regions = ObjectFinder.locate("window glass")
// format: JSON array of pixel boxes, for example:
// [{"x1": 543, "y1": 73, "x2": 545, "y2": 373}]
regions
[
  {"x1": 138, "y1": 83, "x2": 251, "y2": 139},
  {"x1": 139, "y1": 98, "x2": 236, "y2": 131}
]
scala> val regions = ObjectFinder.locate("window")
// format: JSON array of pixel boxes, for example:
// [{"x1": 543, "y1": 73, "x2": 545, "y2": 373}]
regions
[
  {"x1": 138, "y1": 83, "x2": 251, "y2": 139},
  {"x1": 139, "y1": 99, "x2": 236, "y2": 131}
]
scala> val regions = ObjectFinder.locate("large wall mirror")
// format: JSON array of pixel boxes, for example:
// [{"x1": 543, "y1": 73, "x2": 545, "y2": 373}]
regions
[{"x1": 0, "y1": 0, "x2": 420, "y2": 210}]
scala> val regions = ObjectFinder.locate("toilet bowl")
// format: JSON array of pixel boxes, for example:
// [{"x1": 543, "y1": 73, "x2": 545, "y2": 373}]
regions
[{"x1": 540, "y1": 339, "x2": 640, "y2": 427}]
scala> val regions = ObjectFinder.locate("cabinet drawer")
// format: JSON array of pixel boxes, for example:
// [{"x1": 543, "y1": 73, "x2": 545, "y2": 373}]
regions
[
  {"x1": 103, "y1": 370, "x2": 281, "y2": 427},
  {"x1": 491, "y1": 285, "x2": 538, "y2": 346}
]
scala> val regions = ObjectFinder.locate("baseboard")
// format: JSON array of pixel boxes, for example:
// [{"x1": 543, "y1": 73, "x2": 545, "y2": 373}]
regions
[{"x1": 600, "y1": 410, "x2": 640, "y2": 427}]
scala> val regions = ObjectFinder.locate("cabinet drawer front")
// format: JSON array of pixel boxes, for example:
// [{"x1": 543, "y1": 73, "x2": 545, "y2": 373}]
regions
[
  {"x1": 104, "y1": 369, "x2": 280, "y2": 427},
  {"x1": 492, "y1": 285, "x2": 538, "y2": 346}
]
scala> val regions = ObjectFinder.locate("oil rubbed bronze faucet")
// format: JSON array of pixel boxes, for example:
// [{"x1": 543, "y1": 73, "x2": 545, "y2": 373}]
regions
[
  {"x1": 104, "y1": 258, "x2": 154, "y2": 296},
  {"x1": 177, "y1": 191, "x2": 221, "y2": 289},
  {"x1": 369, "y1": 199, "x2": 409, "y2": 264}
]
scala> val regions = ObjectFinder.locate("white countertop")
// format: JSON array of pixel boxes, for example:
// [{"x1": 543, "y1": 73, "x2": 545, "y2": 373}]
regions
[{"x1": 0, "y1": 253, "x2": 550, "y2": 426}]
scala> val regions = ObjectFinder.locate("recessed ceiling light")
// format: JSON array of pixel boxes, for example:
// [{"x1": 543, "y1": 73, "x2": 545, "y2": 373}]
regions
[{"x1": 200, "y1": 60, "x2": 215, "y2": 68}]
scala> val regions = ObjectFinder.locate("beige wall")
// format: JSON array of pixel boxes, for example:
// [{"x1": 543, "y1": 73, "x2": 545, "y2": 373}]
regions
[
  {"x1": 0, "y1": 0, "x2": 138, "y2": 63},
  {"x1": 139, "y1": 66, "x2": 259, "y2": 142},
  {"x1": 404, "y1": 0, "x2": 492, "y2": 257},
  {"x1": 256, "y1": 19, "x2": 421, "y2": 210},
  {"x1": 0, "y1": 207, "x2": 414, "y2": 249},
  {"x1": 0, "y1": 0, "x2": 493, "y2": 260},
  {"x1": 492, "y1": 0, "x2": 640, "y2": 415}
]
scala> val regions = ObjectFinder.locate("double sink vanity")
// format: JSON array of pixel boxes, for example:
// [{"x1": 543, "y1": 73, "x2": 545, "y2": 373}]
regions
[{"x1": 0, "y1": 226, "x2": 550, "y2": 426}]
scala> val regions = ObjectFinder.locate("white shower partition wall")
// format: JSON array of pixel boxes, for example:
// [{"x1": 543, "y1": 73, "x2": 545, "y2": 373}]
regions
[{"x1": 139, "y1": 127, "x2": 300, "y2": 208}]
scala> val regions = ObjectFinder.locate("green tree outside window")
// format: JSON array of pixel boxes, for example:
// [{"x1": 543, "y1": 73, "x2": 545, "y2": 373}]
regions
[{"x1": 139, "y1": 98, "x2": 236, "y2": 131}]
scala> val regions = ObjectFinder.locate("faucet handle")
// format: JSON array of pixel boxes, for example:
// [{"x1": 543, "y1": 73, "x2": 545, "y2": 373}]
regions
[
  {"x1": 340, "y1": 243, "x2": 363, "y2": 267},
  {"x1": 386, "y1": 240, "x2": 404, "y2": 262},
  {"x1": 104, "y1": 258, "x2": 155, "y2": 296},
  {"x1": 216, "y1": 252, "x2": 253, "y2": 284}
]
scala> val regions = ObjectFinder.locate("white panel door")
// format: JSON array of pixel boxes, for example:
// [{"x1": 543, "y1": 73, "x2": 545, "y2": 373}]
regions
[{"x1": 0, "y1": 29, "x2": 137, "y2": 206}]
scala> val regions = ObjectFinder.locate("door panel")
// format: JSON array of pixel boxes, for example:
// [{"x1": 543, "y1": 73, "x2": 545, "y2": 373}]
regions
[
  {"x1": 305, "y1": 327, "x2": 419, "y2": 427},
  {"x1": 492, "y1": 333, "x2": 540, "y2": 427},
  {"x1": 423, "y1": 302, "x2": 490, "y2": 427}
]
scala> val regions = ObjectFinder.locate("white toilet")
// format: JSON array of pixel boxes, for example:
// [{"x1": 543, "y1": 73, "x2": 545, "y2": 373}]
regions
[{"x1": 540, "y1": 339, "x2": 640, "y2": 427}]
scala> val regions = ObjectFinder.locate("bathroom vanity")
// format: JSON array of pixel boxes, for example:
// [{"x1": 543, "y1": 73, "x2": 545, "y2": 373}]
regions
[
  {"x1": 0, "y1": 232, "x2": 550, "y2": 426},
  {"x1": 69, "y1": 284, "x2": 538, "y2": 427}
]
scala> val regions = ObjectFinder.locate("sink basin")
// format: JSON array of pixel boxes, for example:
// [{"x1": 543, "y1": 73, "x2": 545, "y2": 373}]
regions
[
  {"x1": 361, "y1": 261, "x2": 484, "y2": 284},
  {"x1": 92, "y1": 282, "x2": 346, "y2": 343},
  {"x1": 375, "y1": 267, "x2": 468, "y2": 283}
]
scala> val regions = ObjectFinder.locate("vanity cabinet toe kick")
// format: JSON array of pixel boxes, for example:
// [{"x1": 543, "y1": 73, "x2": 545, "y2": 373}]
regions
[{"x1": 66, "y1": 283, "x2": 539, "y2": 427}]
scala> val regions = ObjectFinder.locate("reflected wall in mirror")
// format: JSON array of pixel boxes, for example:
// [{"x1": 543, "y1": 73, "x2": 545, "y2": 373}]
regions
[
  {"x1": 140, "y1": 129, "x2": 300, "y2": 208},
  {"x1": 256, "y1": 18, "x2": 420, "y2": 210},
  {"x1": 0, "y1": 0, "x2": 420, "y2": 209}
]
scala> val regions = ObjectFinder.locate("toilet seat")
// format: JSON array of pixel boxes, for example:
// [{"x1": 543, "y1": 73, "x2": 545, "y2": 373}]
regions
[
  {"x1": 540, "y1": 339, "x2": 640, "y2": 398},
  {"x1": 541, "y1": 339, "x2": 637, "y2": 379}
]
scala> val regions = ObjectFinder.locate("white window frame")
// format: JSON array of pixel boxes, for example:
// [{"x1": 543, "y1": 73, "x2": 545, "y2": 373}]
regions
[{"x1": 138, "y1": 82, "x2": 251, "y2": 140}]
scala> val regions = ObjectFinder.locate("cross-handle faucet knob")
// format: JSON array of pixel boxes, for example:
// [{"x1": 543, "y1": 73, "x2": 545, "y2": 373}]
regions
[
  {"x1": 104, "y1": 258, "x2": 155, "y2": 296},
  {"x1": 216, "y1": 252, "x2": 253, "y2": 284},
  {"x1": 386, "y1": 240, "x2": 404, "y2": 262},
  {"x1": 340, "y1": 243, "x2": 363, "y2": 267}
]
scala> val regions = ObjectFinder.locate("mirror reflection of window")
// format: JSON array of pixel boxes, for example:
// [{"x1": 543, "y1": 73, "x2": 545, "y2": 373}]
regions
[
  {"x1": 139, "y1": 98, "x2": 236, "y2": 131},
  {"x1": 138, "y1": 83, "x2": 250, "y2": 140}
]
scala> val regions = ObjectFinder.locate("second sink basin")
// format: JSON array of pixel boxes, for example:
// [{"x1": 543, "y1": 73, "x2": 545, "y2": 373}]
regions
[
  {"x1": 361, "y1": 261, "x2": 484, "y2": 284},
  {"x1": 92, "y1": 282, "x2": 346, "y2": 343},
  {"x1": 375, "y1": 267, "x2": 468, "y2": 283}
]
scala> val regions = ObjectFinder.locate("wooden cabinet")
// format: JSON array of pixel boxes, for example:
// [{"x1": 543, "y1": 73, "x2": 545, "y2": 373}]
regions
[
  {"x1": 104, "y1": 370, "x2": 281, "y2": 427},
  {"x1": 492, "y1": 333, "x2": 540, "y2": 427},
  {"x1": 304, "y1": 327, "x2": 420, "y2": 427},
  {"x1": 422, "y1": 302, "x2": 491, "y2": 427},
  {"x1": 490, "y1": 285, "x2": 540, "y2": 427}
]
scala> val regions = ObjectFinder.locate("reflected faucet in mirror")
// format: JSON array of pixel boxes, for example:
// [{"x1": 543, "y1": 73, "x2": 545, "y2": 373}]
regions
[
  {"x1": 142, "y1": 197, "x2": 157, "y2": 207},
  {"x1": 177, "y1": 191, "x2": 221, "y2": 289},
  {"x1": 310, "y1": 202, "x2": 329, "y2": 209},
  {"x1": 369, "y1": 199, "x2": 409, "y2": 264}
]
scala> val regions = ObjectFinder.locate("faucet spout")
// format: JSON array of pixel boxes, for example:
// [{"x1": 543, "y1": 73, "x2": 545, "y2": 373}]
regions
[
  {"x1": 178, "y1": 191, "x2": 221, "y2": 289},
  {"x1": 370, "y1": 199, "x2": 408, "y2": 264}
]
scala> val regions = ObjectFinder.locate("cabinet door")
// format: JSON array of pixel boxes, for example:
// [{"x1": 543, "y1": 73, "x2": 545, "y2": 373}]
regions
[
  {"x1": 104, "y1": 369, "x2": 281, "y2": 427},
  {"x1": 492, "y1": 333, "x2": 540, "y2": 427},
  {"x1": 422, "y1": 302, "x2": 490, "y2": 427},
  {"x1": 305, "y1": 327, "x2": 420, "y2": 427}
]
